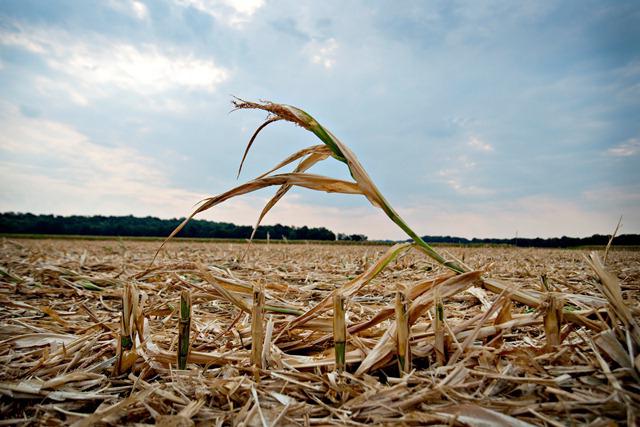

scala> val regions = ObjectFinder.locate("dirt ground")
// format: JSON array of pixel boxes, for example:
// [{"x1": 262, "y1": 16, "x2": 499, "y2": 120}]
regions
[{"x1": 1, "y1": 238, "x2": 639, "y2": 425}]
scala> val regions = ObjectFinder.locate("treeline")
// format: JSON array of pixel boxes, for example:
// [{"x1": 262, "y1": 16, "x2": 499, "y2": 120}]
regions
[
  {"x1": 420, "y1": 234, "x2": 640, "y2": 247},
  {"x1": 0, "y1": 213, "x2": 337, "y2": 240},
  {"x1": 2, "y1": 213, "x2": 638, "y2": 247}
]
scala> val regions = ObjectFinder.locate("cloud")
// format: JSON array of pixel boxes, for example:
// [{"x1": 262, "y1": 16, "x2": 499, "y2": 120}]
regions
[
  {"x1": 396, "y1": 196, "x2": 628, "y2": 240},
  {"x1": 583, "y1": 184, "x2": 640, "y2": 204},
  {"x1": 305, "y1": 38, "x2": 338, "y2": 69},
  {"x1": 0, "y1": 24, "x2": 229, "y2": 100},
  {"x1": 467, "y1": 135, "x2": 493, "y2": 151},
  {"x1": 608, "y1": 138, "x2": 640, "y2": 157},
  {"x1": 0, "y1": 30, "x2": 46, "y2": 53},
  {"x1": 0, "y1": 104, "x2": 204, "y2": 216},
  {"x1": 107, "y1": 0, "x2": 149, "y2": 20},
  {"x1": 33, "y1": 77, "x2": 90, "y2": 106},
  {"x1": 437, "y1": 157, "x2": 494, "y2": 196},
  {"x1": 175, "y1": 0, "x2": 264, "y2": 27},
  {"x1": 439, "y1": 173, "x2": 495, "y2": 196},
  {"x1": 444, "y1": 180, "x2": 494, "y2": 196},
  {"x1": 132, "y1": 1, "x2": 149, "y2": 19}
]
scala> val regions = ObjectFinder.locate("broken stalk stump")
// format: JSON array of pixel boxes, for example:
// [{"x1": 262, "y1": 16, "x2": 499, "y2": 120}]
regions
[
  {"x1": 395, "y1": 290, "x2": 411, "y2": 374},
  {"x1": 251, "y1": 285, "x2": 265, "y2": 369},
  {"x1": 333, "y1": 292, "x2": 347, "y2": 373},
  {"x1": 178, "y1": 290, "x2": 191, "y2": 370},
  {"x1": 434, "y1": 292, "x2": 446, "y2": 365}
]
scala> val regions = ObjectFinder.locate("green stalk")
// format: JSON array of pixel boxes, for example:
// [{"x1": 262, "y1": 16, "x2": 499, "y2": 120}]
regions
[
  {"x1": 264, "y1": 305, "x2": 303, "y2": 316},
  {"x1": 434, "y1": 293, "x2": 445, "y2": 365},
  {"x1": 120, "y1": 335, "x2": 133, "y2": 351},
  {"x1": 305, "y1": 120, "x2": 465, "y2": 274},
  {"x1": 178, "y1": 290, "x2": 191, "y2": 370},
  {"x1": 231, "y1": 99, "x2": 466, "y2": 274}
]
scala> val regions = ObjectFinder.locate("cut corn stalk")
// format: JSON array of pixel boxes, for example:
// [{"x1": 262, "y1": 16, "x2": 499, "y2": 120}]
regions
[
  {"x1": 543, "y1": 292, "x2": 563, "y2": 351},
  {"x1": 114, "y1": 283, "x2": 143, "y2": 376},
  {"x1": 251, "y1": 285, "x2": 265, "y2": 369},
  {"x1": 395, "y1": 290, "x2": 410, "y2": 374},
  {"x1": 261, "y1": 315, "x2": 274, "y2": 369},
  {"x1": 356, "y1": 270, "x2": 481, "y2": 375},
  {"x1": 177, "y1": 290, "x2": 191, "y2": 370},
  {"x1": 282, "y1": 242, "x2": 414, "y2": 333},
  {"x1": 490, "y1": 296, "x2": 513, "y2": 346},
  {"x1": 434, "y1": 292, "x2": 446, "y2": 365},
  {"x1": 333, "y1": 293, "x2": 347, "y2": 373}
]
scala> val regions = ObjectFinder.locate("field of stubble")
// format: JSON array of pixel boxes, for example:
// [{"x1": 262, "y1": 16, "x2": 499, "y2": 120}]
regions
[{"x1": 1, "y1": 238, "x2": 639, "y2": 426}]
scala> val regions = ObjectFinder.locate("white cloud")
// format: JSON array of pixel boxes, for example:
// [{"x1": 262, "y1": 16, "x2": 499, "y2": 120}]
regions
[
  {"x1": 608, "y1": 138, "x2": 640, "y2": 157},
  {"x1": 34, "y1": 77, "x2": 90, "y2": 106},
  {"x1": 444, "y1": 179, "x2": 494, "y2": 196},
  {"x1": 306, "y1": 38, "x2": 338, "y2": 69},
  {"x1": 468, "y1": 135, "x2": 493, "y2": 151},
  {"x1": 107, "y1": 0, "x2": 149, "y2": 20},
  {"x1": 132, "y1": 1, "x2": 149, "y2": 19},
  {"x1": 437, "y1": 159, "x2": 494, "y2": 196},
  {"x1": 393, "y1": 195, "x2": 637, "y2": 240},
  {"x1": 0, "y1": 104, "x2": 203, "y2": 216},
  {"x1": 0, "y1": 25, "x2": 229, "y2": 101},
  {"x1": 0, "y1": 30, "x2": 46, "y2": 53},
  {"x1": 53, "y1": 42, "x2": 227, "y2": 94},
  {"x1": 583, "y1": 185, "x2": 640, "y2": 204},
  {"x1": 175, "y1": 0, "x2": 264, "y2": 27}
]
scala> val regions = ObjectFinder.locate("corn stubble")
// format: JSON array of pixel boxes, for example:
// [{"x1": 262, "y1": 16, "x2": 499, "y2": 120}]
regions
[{"x1": 1, "y1": 100, "x2": 639, "y2": 425}]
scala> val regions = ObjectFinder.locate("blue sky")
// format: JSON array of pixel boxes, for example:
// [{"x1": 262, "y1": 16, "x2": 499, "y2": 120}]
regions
[{"x1": 0, "y1": 0, "x2": 638, "y2": 239}]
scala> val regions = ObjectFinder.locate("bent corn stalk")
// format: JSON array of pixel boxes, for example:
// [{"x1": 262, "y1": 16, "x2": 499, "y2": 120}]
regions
[
  {"x1": 233, "y1": 100, "x2": 465, "y2": 274},
  {"x1": 155, "y1": 99, "x2": 465, "y2": 275}
]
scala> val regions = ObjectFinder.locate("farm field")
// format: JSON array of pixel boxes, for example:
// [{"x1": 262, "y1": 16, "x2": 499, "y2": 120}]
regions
[{"x1": 1, "y1": 238, "x2": 639, "y2": 425}]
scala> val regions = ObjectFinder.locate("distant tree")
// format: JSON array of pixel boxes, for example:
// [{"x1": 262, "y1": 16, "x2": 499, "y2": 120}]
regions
[{"x1": 337, "y1": 233, "x2": 367, "y2": 242}]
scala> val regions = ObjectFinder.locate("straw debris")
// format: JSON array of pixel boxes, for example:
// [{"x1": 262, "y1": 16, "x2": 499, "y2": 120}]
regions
[{"x1": 1, "y1": 239, "x2": 639, "y2": 425}]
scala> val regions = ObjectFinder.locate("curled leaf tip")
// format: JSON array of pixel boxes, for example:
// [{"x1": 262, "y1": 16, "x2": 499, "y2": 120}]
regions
[{"x1": 237, "y1": 117, "x2": 281, "y2": 179}]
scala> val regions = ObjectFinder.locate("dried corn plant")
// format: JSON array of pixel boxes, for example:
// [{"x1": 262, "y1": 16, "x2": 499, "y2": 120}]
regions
[{"x1": 159, "y1": 99, "x2": 465, "y2": 275}]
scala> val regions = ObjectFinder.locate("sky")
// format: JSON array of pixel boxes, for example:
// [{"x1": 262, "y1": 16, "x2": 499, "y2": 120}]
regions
[{"x1": 0, "y1": 0, "x2": 639, "y2": 240}]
